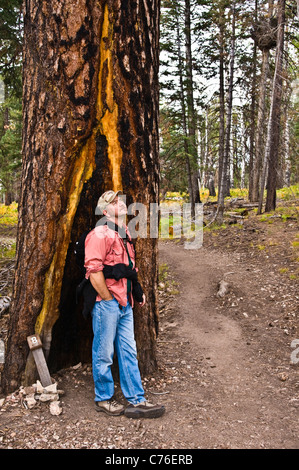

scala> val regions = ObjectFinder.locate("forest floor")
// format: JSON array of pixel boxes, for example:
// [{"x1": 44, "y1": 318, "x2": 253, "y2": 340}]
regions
[{"x1": 0, "y1": 197, "x2": 298, "y2": 450}]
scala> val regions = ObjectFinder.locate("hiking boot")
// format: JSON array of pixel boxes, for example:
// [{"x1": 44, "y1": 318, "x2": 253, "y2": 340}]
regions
[
  {"x1": 124, "y1": 401, "x2": 165, "y2": 419},
  {"x1": 94, "y1": 399, "x2": 125, "y2": 416}
]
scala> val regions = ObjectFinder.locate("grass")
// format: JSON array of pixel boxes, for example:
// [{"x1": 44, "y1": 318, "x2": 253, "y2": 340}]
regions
[
  {"x1": 277, "y1": 184, "x2": 299, "y2": 201},
  {"x1": 256, "y1": 205, "x2": 298, "y2": 224},
  {"x1": 158, "y1": 262, "x2": 179, "y2": 295},
  {"x1": 0, "y1": 241, "x2": 16, "y2": 260},
  {"x1": 203, "y1": 223, "x2": 226, "y2": 232},
  {"x1": 159, "y1": 263, "x2": 169, "y2": 283},
  {"x1": 279, "y1": 267, "x2": 288, "y2": 274},
  {"x1": 257, "y1": 244, "x2": 266, "y2": 251},
  {"x1": 162, "y1": 183, "x2": 299, "y2": 205}
]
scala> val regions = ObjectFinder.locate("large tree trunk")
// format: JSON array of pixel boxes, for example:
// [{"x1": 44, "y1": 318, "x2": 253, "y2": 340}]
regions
[{"x1": 2, "y1": 0, "x2": 160, "y2": 393}]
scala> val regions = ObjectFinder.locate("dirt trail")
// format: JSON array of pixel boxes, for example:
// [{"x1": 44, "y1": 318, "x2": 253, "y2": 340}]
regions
[{"x1": 157, "y1": 240, "x2": 299, "y2": 449}]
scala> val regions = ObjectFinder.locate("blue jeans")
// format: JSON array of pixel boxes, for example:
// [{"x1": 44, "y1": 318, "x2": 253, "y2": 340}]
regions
[{"x1": 91, "y1": 298, "x2": 145, "y2": 404}]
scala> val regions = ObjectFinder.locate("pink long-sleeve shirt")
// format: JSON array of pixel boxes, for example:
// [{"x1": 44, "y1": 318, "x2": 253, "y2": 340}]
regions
[{"x1": 84, "y1": 224, "x2": 136, "y2": 307}]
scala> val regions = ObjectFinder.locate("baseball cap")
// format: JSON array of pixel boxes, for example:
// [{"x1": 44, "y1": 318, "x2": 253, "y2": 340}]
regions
[{"x1": 96, "y1": 190, "x2": 122, "y2": 214}]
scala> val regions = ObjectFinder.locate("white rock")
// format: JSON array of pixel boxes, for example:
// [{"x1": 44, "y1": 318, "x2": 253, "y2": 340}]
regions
[
  {"x1": 35, "y1": 380, "x2": 44, "y2": 394},
  {"x1": 39, "y1": 393, "x2": 59, "y2": 402},
  {"x1": 44, "y1": 383, "x2": 57, "y2": 394},
  {"x1": 50, "y1": 401, "x2": 62, "y2": 416}
]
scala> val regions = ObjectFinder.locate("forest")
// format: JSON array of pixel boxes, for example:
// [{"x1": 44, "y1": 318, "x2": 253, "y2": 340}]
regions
[
  {"x1": 0, "y1": 0, "x2": 298, "y2": 452},
  {"x1": 1, "y1": 1, "x2": 298, "y2": 212},
  {"x1": 159, "y1": 0, "x2": 298, "y2": 217}
]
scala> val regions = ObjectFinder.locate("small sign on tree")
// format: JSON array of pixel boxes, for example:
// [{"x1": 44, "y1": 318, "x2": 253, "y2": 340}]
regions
[{"x1": 27, "y1": 335, "x2": 52, "y2": 387}]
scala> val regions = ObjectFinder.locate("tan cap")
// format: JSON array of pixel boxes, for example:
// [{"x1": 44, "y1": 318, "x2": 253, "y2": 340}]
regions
[{"x1": 96, "y1": 190, "x2": 122, "y2": 214}]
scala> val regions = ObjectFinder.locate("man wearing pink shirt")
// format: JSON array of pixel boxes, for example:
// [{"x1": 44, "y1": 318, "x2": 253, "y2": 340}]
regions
[{"x1": 84, "y1": 190, "x2": 165, "y2": 419}]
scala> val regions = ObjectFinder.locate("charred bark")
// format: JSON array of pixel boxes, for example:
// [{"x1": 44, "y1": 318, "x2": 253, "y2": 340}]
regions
[
  {"x1": 184, "y1": 0, "x2": 201, "y2": 211},
  {"x1": 2, "y1": 0, "x2": 160, "y2": 393}
]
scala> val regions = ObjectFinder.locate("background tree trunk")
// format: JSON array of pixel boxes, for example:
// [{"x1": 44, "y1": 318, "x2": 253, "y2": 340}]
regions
[
  {"x1": 216, "y1": 2, "x2": 235, "y2": 223},
  {"x1": 264, "y1": 0, "x2": 286, "y2": 212},
  {"x1": 184, "y1": 0, "x2": 201, "y2": 212},
  {"x1": 284, "y1": 109, "x2": 291, "y2": 187},
  {"x1": 175, "y1": 11, "x2": 193, "y2": 209},
  {"x1": 216, "y1": 5, "x2": 226, "y2": 221},
  {"x1": 248, "y1": 0, "x2": 258, "y2": 201},
  {"x1": 1, "y1": 85, "x2": 13, "y2": 206},
  {"x1": 2, "y1": 0, "x2": 160, "y2": 393},
  {"x1": 223, "y1": 1, "x2": 235, "y2": 198}
]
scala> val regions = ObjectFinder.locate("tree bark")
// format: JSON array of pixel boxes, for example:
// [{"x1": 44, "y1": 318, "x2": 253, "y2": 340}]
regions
[
  {"x1": 248, "y1": 0, "x2": 258, "y2": 201},
  {"x1": 282, "y1": 23, "x2": 291, "y2": 188},
  {"x1": 202, "y1": 108, "x2": 208, "y2": 189},
  {"x1": 216, "y1": 2, "x2": 235, "y2": 223},
  {"x1": 1, "y1": 84, "x2": 13, "y2": 205},
  {"x1": 240, "y1": 114, "x2": 246, "y2": 189},
  {"x1": 175, "y1": 10, "x2": 193, "y2": 211},
  {"x1": 2, "y1": 0, "x2": 160, "y2": 393},
  {"x1": 284, "y1": 108, "x2": 291, "y2": 187}
]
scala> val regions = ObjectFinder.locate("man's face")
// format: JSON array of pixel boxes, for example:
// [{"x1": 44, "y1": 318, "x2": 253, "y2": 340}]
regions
[{"x1": 104, "y1": 196, "x2": 127, "y2": 219}]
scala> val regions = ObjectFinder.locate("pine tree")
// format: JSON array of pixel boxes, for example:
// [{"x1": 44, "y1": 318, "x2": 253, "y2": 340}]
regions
[{"x1": 2, "y1": 0, "x2": 160, "y2": 393}]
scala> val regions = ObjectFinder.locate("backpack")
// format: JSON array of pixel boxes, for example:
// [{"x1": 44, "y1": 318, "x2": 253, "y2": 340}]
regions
[
  {"x1": 74, "y1": 223, "x2": 143, "y2": 318},
  {"x1": 74, "y1": 220, "x2": 129, "y2": 274}
]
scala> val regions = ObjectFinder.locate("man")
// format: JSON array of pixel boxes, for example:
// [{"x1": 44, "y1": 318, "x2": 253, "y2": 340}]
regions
[{"x1": 84, "y1": 190, "x2": 165, "y2": 419}]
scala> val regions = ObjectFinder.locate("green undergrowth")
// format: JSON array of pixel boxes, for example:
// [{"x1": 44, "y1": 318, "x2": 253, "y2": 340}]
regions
[
  {"x1": 0, "y1": 202, "x2": 18, "y2": 226},
  {"x1": 158, "y1": 262, "x2": 179, "y2": 295}
]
